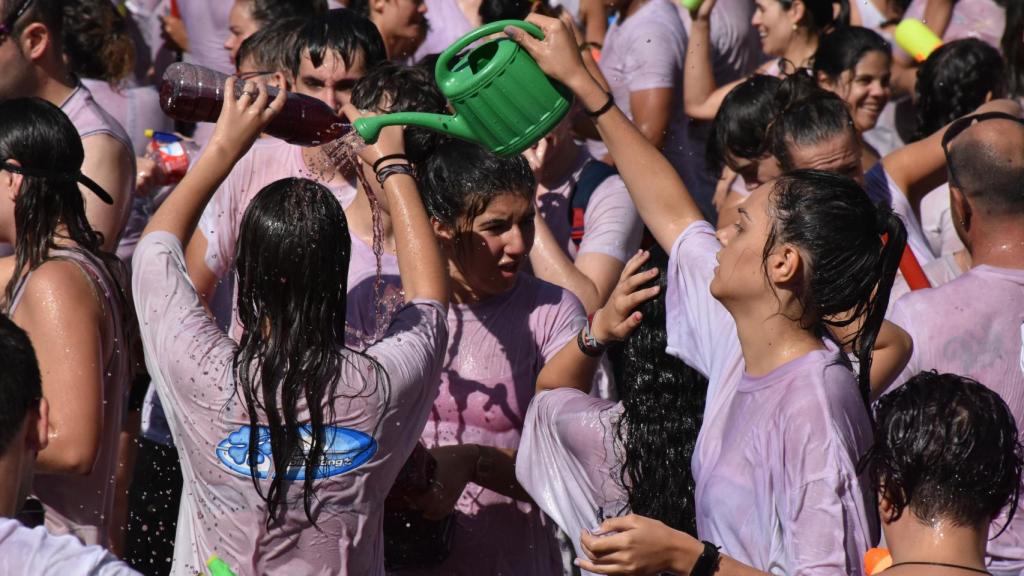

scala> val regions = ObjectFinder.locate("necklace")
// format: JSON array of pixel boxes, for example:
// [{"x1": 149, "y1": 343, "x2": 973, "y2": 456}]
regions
[{"x1": 887, "y1": 561, "x2": 990, "y2": 575}]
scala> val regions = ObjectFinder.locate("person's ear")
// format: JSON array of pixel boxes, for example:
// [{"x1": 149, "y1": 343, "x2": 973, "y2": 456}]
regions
[
  {"x1": 950, "y1": 185, "x2": 972, "y2": 232},
  {"x1": 29, "y1": 398, "x2": 49, "y2": 454},
  {"x1": 371, "y1": 0, "x2": 387, "y2": 12},
  {"x1": 816, "y1": 70, "x2": 834, "y2": 90},
  {"x1": 766, "y1": 243, "x2": 802, "y2": 286},
  {"x1": 432, "y1": 218, "x2": 455, "y2": 242},
  {"x1": 787, "y1": 0, "x2": 807, "y2": 28},
  {"x1": 20, "y1": 22, "x2": 51, "y2": 62},
  {"x1": 272, "y1": 71, "x2": 289, "y2": 91}
]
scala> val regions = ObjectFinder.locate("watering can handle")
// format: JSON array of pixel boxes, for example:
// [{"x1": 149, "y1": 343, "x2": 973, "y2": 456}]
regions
[{"x1": 434, "y1": 20, "x2": 545, "y2": 77}]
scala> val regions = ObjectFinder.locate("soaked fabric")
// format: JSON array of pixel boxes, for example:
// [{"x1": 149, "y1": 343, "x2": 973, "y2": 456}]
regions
[
  {"x1": 888, "y1": 265, "x2": 1024, "y2": 573},
  {"x1": 395, "y1": 274, "x2": 586, "y2": 576},
  {"x1": 81, "y1": 79, "x2": 174, "y2": 156},
  {"x1": 535, "y1": 148, "x2": 644, "y2": 264},
  {"x1": 517, "y1": 388, "x2": 627, "y2": 576},
  {"x1": 133, "y1": 231, "x2": 448, "y2": 576},
  {"x1": 664, "y1": 221, "x2": 877, "y2": 574},
  {"x1": 414, "y1": 0, "x2": 473, "y2": 61},
  {"x1": 919, "y1": 183, "x2": 966, "y2": 257},
  {"x1": 344, "y1": 231, "x2": 401, "y2": 350},
  {"x1": 10, "y1": 248, "x2": 132, "y2": 547},
  {"x1": 0, "y1": 518, "x2": 140, "y2": 575}
]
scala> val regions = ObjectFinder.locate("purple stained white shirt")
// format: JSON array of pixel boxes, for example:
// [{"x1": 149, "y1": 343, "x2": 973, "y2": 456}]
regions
[
  {"x1": 665, "y1": 221, "x2": 878, "y2": 574},
  {"x1": 535, "y1": 149, "x2": 644, "y2": 264},
  {"x1": 132, "y1": 231, "x2": 448, "y2": 576},
  {"x1": 0, "y1": 518, "x2": 140, "y2": 575},
  {"x1": 516, "y1": 388, "x2": 626, "y2": 576},
  {"x1": 898, "y1": 0, "x2": 1005, "y2": 56},
  {"x1": 81, "y1": 79, "x2": 173, "y2": 156},
  {"x1": 395, "y1": 274, "x2": 587, "y2": 576},
  {"x1": 414, "y1": 0, "x2": 473, "y2": 61},
  {"x1": 888, "y1": 251, "x2": 964, "y2": 308},
  {"x1": 887, "y1": 265, "x2": 1024, "y2": 573}
]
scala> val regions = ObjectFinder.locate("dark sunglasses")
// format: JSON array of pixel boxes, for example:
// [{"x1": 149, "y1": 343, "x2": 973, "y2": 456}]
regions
[
  {"x1": 0, "y1": 0, "x2": 34, "y2": 41},
  {"x1": 941, "y1": 111, "x2": 1024, "y2": 191}
]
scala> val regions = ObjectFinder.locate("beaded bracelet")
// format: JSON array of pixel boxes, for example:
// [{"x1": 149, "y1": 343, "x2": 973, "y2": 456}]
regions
[{"x1": 576, "y1": 315, "x2": 607, "y2": 357}]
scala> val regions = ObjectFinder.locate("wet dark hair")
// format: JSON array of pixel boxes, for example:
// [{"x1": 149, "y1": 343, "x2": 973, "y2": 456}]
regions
[
  {"x1": 350, "y1": 63, "x2": 448, "y2": 165},
  {"x1": 915, "y1": 39, "x2": 1006, "y2": 139},
  {"x1": 4, "y1": 0, "x2": 61, "y2": 40},
  {"x1": 862, "y1": 371, "x2": 1023, "y2": 531},
  {"x1": 1003, "y1": 1, "x2": 1024, "y2": 99},
  {"x1": 0, "y1": 314, "x2": 41, "y2": 456},
  {"x1": 242, "y1": 0, "x2": 328, "y2": 27},
  {"x1": 417, "y1": 140, "x2": 535, "y2": 231},
  {"x1": 615, "y1": 246, "x2": 708, "y2": 536},
  {"x1": 0, "y1": 98, "x2": 116, "y2": 311},
  {"x1": 769, "y1": 73, "x2": 858, "y2": 171},
  {"x1": 813, "y1": 26, "x2": 890, "y2": 84},
  {"x1": 764, "y1": 170, "x2": 905, "y2": 405},
  {"x1": 286, "y1": 9, "x2": 387, "y2": 78},
  {"x1": 479, "y1": 0, "x2": 532, "y2": 23},
  {"x1": 777, "y1": 0, "x2": 848, "y2": 32},
  {"x1": 235, "y1": 17, "x2": 304, "y2": 72},
  {"x1": 61, "y1": 0, "x2": 134, "y2": 84},
  {"x1": 707, "y1": 74, "x2": 782, "y2": 175},
  {"x1": 233, "y1": 177, "x2": 390, "y2": 526}
]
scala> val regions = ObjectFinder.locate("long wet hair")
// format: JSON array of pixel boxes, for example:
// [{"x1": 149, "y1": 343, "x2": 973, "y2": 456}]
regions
[
  {"x1": 706, "y1": 74, "x2": 782, "y2": 175},
  {"x1": 764, "y1": 170, "x2": 905, "y2": 406},
  {"x1": 614, "y1": 247, "x2": 708, "y2": 535},
  {"x1": 232, "y1": 177, "x2": 389, "y2": 525},
  {"x1": 914, "y1": 39, "x2": 1005, "y2": 140},
  {"x1": 0, "y1": 98, "x2": 117, "y2": 311}
]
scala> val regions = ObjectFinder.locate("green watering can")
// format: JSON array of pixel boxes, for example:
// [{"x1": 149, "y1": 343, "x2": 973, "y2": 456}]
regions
[{"x1": 352, "y1": 20, "x2": 574, "y2": 157}]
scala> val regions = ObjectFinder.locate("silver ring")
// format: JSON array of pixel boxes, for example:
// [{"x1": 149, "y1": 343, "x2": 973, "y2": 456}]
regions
[{"x1": 240, "y1": 90, "x2": 256, "y2": 98}]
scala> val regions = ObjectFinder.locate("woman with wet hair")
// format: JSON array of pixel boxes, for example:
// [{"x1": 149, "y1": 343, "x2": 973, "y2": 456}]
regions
[
  {"x1": 508, "y1": 15, "x2": 910, "y2": 574},
  {"x1": 862, "y1": 371, "x2": 1024, "y2": 576},
  {"x1": 133, "y1": 78, "x2": 448, "y2": 574},
  {"x1": 0, "y1": 98, "x2": 131, "y2": 547}
]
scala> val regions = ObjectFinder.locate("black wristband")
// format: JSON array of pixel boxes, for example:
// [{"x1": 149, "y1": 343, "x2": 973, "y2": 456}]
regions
[
  {"x1": 372, "y1": 153, "x2": 408, "y2": 172},
  {"x1": 585, "y1": 92, "x2": 615, "y2": 118},
  {"x1": 691, "y1": 541, "x2": 721, "y2": 576},
  {"x1": 375, "y1": 163, "x2": 414, "y2": 185}
]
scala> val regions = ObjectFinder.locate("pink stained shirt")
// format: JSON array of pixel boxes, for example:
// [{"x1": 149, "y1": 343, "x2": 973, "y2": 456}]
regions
[
  {"x1": 516, "y1": 388, "x2": 627, "y2": 576},
  {"x1": 535, "y1": 149, "x2": 644, "y2": 264},
  {"x1": 887, "y1": 265, "x2": 1024, "y2": 573},
  {"x1": 9, "y1": 248, "x2": 132, "y2": 547},
  {"x1": 132, "y1": 231, "x2": 449, "y2": 576},
  {"x1": 80, "y1": 79, "x2": 174, "y2": 156},
  {"x1": 665, "y1": 221, "x2": 878, "y2": 574},
  {"x1": 899, "y1": 0, "x2": 1005, "y2": 55},
  {"x1": 396, "y1": 274, "x2": 587, "y2": 576}
]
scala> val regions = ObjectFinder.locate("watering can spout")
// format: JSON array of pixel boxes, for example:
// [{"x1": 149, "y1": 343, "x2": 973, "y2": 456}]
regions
[{"x1": 352, "y1": 113, "x2": 480, "y2": 147}]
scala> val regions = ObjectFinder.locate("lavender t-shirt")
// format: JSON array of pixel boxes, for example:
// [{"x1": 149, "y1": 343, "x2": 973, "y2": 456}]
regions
[
  {"x1": 588, "y1": 0, "x2": 690, "y2": 191},
  {"x1": 0, "y1": 518, "x2": 140, "y2": 575},
  {"x1": 665, "y1": 221, "x2": 877, "y2": 574},
  {"x1": 888, "y1": 265, "x2": 1024, "y2": 573},
  {"x1": 414, "y1": 0, "x2": 473, "y2": 61},
  {"x1": 133, "y1": 231, "x2": 448, "y2": 576},
  {"x1": 398, "y1": 274, "x2": 587, "y2": 575},
  {"x1": 517, "y1": 388, "x2": 626, "y2": 576},
  {"x1": 535, "y1": 150, "x2": 644, "y2": 264}
]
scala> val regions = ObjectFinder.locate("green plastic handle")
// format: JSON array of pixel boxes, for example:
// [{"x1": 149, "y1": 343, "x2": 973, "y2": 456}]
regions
[
  {"x1": 207, "y1": 556, "x2": 237, "y2": 576},
  {"x1": 434, "y1": 19, "x2": 544, "y2": 80}
]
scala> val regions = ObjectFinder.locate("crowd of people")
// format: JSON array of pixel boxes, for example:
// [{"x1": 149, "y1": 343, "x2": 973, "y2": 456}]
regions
[{"x1": 0, "y1": 0, "x2": 1021, "y2": 574}]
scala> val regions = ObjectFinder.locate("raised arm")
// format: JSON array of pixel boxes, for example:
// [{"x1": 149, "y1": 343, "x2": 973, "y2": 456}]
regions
[
  {"x1": 143, "y1": 78, "x2": 286, "y2": 243},
  {"x1": 882, "y1": 98, "x2": 1021, "y2": 212},
  {"x1": 683, "y1": 0, "x2": 734, "y2": 122},
  {"x1": 506, "y1": 15, "x2": 704, "y2": 252}
]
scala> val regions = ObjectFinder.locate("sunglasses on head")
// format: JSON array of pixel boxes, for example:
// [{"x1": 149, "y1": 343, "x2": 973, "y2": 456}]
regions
[
  {"x1": 941, "y1": 111, "x2": 1024, "y2": 191},
  {"x1": 0, "y1": 0, "x2": 33, "y2": 41}
]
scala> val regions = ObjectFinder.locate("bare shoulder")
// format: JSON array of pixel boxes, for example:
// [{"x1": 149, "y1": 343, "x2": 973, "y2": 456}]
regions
[{"x1": 18, "y1": 259, "x2": 102, "y2": 322}]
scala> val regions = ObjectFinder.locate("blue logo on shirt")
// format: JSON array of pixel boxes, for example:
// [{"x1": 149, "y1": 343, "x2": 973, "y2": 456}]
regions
[{"x1": 216, "y1": 424, "x2": 377, "y2": 480}]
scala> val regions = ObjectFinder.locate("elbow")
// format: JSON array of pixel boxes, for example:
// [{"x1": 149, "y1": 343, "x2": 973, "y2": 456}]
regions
[{"x1": 39, "y1": 438, "x2": 101, "y2": 476}]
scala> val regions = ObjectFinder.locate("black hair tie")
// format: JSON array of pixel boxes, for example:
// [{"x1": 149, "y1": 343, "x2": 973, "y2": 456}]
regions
[
  {"x1": 585, "y1": 93, "x2": 615, "y2": 118},
  {"x1": 1, "y1": 162, "x2": 114, "y2": 205}
]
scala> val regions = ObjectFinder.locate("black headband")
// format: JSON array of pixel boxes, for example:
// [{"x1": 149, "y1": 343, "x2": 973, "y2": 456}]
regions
[{"x1": 1, "y1": 162, "x2": 114, "y2": 205}]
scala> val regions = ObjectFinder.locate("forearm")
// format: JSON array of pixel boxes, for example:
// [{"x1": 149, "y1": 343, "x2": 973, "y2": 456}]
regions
[
  {"x1": 868, "y1": 320, "x2": 913, "y2": 400},
  {"x1": 529, "y1": 217, "x2": 604, "y2": 312},
  {"x1": 380, "y1": 173, "x2": 448, "y2": 304},
  {"x1": 569, "y1": 74, "x2": 702, "y2": 251},
  {"x1": 471, "y1": 445, "x2": 532, "y2": 502},
  {"x1": 536, "y1": 333, "x2": 601, "y2": 393},
  {"x1": 684, "y1": 20, "x2": 718, "y2": 119},
  {"x1": 667, "y1": 533, "x2": 769, "y2": 576}
]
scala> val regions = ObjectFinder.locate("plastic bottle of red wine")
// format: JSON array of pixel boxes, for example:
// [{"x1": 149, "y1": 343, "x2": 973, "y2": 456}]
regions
[{"x1": 159, "y1": 62, "x2": 350, "y2": 147}]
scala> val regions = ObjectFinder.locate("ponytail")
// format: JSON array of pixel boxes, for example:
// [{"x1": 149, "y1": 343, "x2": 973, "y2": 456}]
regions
[{"x1": 850, "y1": 204, "x2": 905, "y2": 406}]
